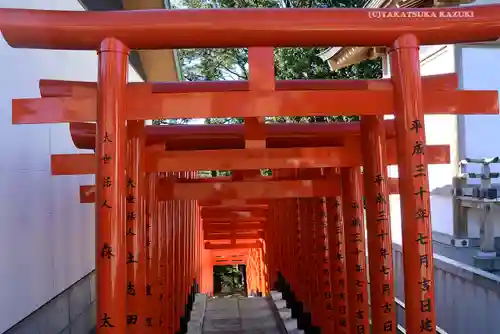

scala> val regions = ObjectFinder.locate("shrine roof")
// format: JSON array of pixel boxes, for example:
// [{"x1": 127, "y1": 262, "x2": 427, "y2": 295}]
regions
[
  {"x1": 318, "y1": 0, "x2": 476, "y2": 70},
  {"x1": 80, "y1": 0, "x2": 182, "y2": 82}
]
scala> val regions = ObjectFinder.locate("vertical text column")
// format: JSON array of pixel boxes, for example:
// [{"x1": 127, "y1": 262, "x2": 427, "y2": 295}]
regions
[
  {"x1": 157, "y1": 182, "x2": 167, "y2": 332},
  {"x1": 126, "y1": 121, "x2": 147, "y2": 333},
  {"x1": 361, "y1": 117, "x2": 396, "y2": 334},
  {"x1": 326, "y1": 176, "x2": 350, "y2": 334},
  {"x1": 147, "y1": 174, "x2": 159, "y2": 333},
  {"x1": 317, "y1": 195, "x2": 334, "y2": 333},
  {"x1": 390, "y1": 34, "x2": 436, "y2": 334},
  {"x1": 341, "y1": 168, "x2": 370, "y2": 334},
  {"x1": 167, "y1": 198, "x2": 175, "y2": 334},
  {"x1": 96, "y1": 38, "x2": 129, "y2": 333}
]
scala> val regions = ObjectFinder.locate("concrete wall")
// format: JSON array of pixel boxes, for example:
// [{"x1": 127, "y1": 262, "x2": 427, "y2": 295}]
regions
[
  {"x1": 4, "y1": 271, "x2": 96, "y2": 334},
  {"x1": 0, "y1": 0, "x2": 143, "y2": 332}
]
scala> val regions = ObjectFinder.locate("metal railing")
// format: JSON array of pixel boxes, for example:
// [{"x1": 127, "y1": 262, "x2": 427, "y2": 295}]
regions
[
  {"x1": 367, "y1": 280, "x2": 449, "y2": 334},
  {"x1": 393, "y1": 243, "x2": 500, "y2": 334},
  {"x1": 394, "y1": 297, "x2": 449, "y2": 334}
]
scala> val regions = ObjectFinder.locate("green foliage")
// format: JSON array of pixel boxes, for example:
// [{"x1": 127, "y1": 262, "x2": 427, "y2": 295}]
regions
[
  {"x1": 174, "y1": 0, "x2": 383, "y2": 177},
  {"x1": 214, "y1": 265, "x2": 244, "y2": 291},
  {"x1": 175, "y1": 0, "x2": 383, "y2": 125}
]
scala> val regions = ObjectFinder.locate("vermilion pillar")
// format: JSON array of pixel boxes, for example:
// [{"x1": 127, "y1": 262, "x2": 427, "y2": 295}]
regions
[
  {"x1": 309, "y1": 197, "x2": 322, "y2": 326},
  {"x1": 341, "y1": 168, "x2": 370, "y2": 334},
  {"x1": 257, "y1": 247, "x2": 263, "y2": 294},
  {"x1": 195, "y1": 193, "x2": 201, "y2": 291},
  {"x1": 361, "y1": 116, "x2": 396, "y2": 334},
  {"x1": 286, "y1": 198, "x2": 296, "y2": 287},
  {"x1": 144, "y1": 175, "x2": 154, "y2": 332},
  {"x1": 315, "y1": 196, "x2": 333, "y2": 332},
  {"x1": 248, "y1": 250, "x2": 255, "y2": 295},
  {"x1": 181, "y1": 190, "x2": 187, "y2": 328},
  {"x1": 183, "y1": 180, "x2": 189, "y2": 305},
  {"x1": 188, "y1": 175, "x2": 195, "y2": 292},
  {"x1": 147, "y1": 173, "x2": 159, "y2": 332},
  {"x1": 166, "y1": 199, "x2": 174, "y2": 334},
  {"x1": 205, "y1": 249, "x2": 214, "y2": 296},
  {"x1": 265, "y1": 200, "x2": 276, "y2": 287},
  {"x1": 182, "y1": 189, "x2": 188, "y2": 329},
  {"x1": 326, "y1": 190, "x2": 350, "y2": 334},
  {"x1": 192, "y1": 173, "x2": 197, "y2": 289},
  {"x1": 157, "y1": 182, "x2": 167, "y2": 332},
  {"x1": 391, "y1": 34, "x2": 436, "y2": 334},
  {"x1": 286, "y1": 198, "x2": 297, "y2": 289},
  {"x1": 96, "y1": 38, "x2": 128, "y2": 333},
  {"x1": 274, "y1": 199, "x2": 280, "y2": 281},
  {"x1": 292, "y1": 198, "x2": 301, "y2": 300},
  {"x1": 126, "y1": 121, "x2": 147, "y2": 332},
  {"x1": 174, "y1": 194, "x2": 181, "y2": 332},
  {"x1": 297, "y1": 199, "x2": 310, "y2": 313}
]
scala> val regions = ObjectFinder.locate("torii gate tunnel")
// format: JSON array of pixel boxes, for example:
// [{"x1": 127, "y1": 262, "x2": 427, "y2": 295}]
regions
[{"x1": 2, "y1": 4, "x2": 500, "y2": 334}]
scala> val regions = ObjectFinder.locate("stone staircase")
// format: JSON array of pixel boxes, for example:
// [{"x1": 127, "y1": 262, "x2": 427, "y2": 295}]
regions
[{"x1": 269, "y1": 291, "x2": 304, "y2": 334}]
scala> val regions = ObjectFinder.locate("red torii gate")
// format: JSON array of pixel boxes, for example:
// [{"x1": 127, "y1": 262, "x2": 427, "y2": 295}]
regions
[{"x1": 2, "y1": 5, "x2": 500, "y2": 334}]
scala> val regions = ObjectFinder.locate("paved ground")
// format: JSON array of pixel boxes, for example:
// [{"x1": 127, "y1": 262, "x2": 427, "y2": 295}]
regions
[{"x1": 202, "y1": 296, "x2": 281, "y2": 334}]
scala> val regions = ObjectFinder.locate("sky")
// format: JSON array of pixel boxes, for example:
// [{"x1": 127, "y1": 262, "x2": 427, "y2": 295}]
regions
[{"x1": 189, "y1": 118, "x2": 206, "y2": 124}]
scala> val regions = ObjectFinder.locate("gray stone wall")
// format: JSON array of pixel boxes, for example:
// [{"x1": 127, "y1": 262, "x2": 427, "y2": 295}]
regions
[
  {"x1": 3, "y1": 271, "x2": 96, "y2": 334},
  {"x1": 186, "y1": 294, "x2": 207, "y2": 334}
]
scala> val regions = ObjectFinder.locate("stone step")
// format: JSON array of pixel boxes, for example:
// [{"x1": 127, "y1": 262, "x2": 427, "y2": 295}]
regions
[
  {"x1": 271, "y1": 291, "x2": 283, "y2": 301},
  {"x1": 275, "y1": 299, "x2": 287, "y2": 309},
  {"x1": 187, "y1": 293, "x2": 208, "y2": 334},
  {"x1": 269, "y1": 290, "x2": 300, "y2": 334}
]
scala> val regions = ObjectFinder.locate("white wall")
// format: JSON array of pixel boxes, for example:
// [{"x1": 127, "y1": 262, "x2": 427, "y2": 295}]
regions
[
  {"x1": 0, "y1": 0, "x2": 143, "y2": 331},
  {"x1": 460, "y1": 46, "x2": 500, "y2": 238},
  {"x1": 385, "y1": 45, "x2": 459, "y2": 243}
]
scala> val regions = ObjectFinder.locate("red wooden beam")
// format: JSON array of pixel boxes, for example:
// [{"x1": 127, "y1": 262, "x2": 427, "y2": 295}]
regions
[
  {"x1": 204, "y1": 226, "x2": 265, "y2": 233},
  {"x1": 38, "y1": 74, "x2": 457, "y2": 97},
  {"x1": 211, "y1": 250, "x2": 249, "y2": 257},
  {"x1": 79, "y1": 176, "x2": 397, "y2": 204},
  {"x1": 205, "y1": 234, "x2": 262, "y2": 241},
  {"x1": 201, "y1": 208, "x2": 268, "y2": 218},
  {"x1": 212, "y1": 259, "x2": 247, "y2": 265},
  {"x1": 203, "y1": 221, "x2": 265, "y2": 226},
  {"x1": 203, "y1": 228, "x2": 264, "y2": 233},
  {"x1": 1, "y1": 7, "x2": 498, "y2": 49},
  {"x1": 12, "y1": 90, "x2": 498, "y2": 124},
  {"x1": 159, "y1": 179, "x2": 341, "y2": 201},
  {"x1": 80, "y1": 178, "x2": 341, "y2": 203},
  {"x1": 146, "y1": 142, "x2": 450, "y2": 172},
  {"x1": 205, "y1": 231, "x2": 263, "y2": 237},
  {"x1": 201, "y1": 206, "x2": 268, "y2": 214},
  {"x1": 50, "y1": 143, "x2": 450, "y2": 175},
  {"x1": 202, "y1": 216, "x2": 267, "y2": 223},
  {"x1": 203, "y1": 224, "x2": 265, "y2": 231},
  {"x1": 213, "y1": 256, "x2": 247, "y2": 259},
  {"x1": 205, "y1": 242, "x2": 262, "y2": 250},
  {"x1": 199, "y1": 199, "x2": 268, "y2": 206},
  {"x1": 212, "y1": 255, "x2": 248, "y2": 260},
  {"x1": 38, "y1": 74, "x2": 453, "y2": 150},
  {"x1": 69, "y1": 121, "x2": 397, "y2": 150}
]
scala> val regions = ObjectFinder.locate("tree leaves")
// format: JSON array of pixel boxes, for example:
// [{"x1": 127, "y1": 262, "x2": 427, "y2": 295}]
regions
[{"x1": 175, "y1": 0, "x2": 382, "y2": 126}]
